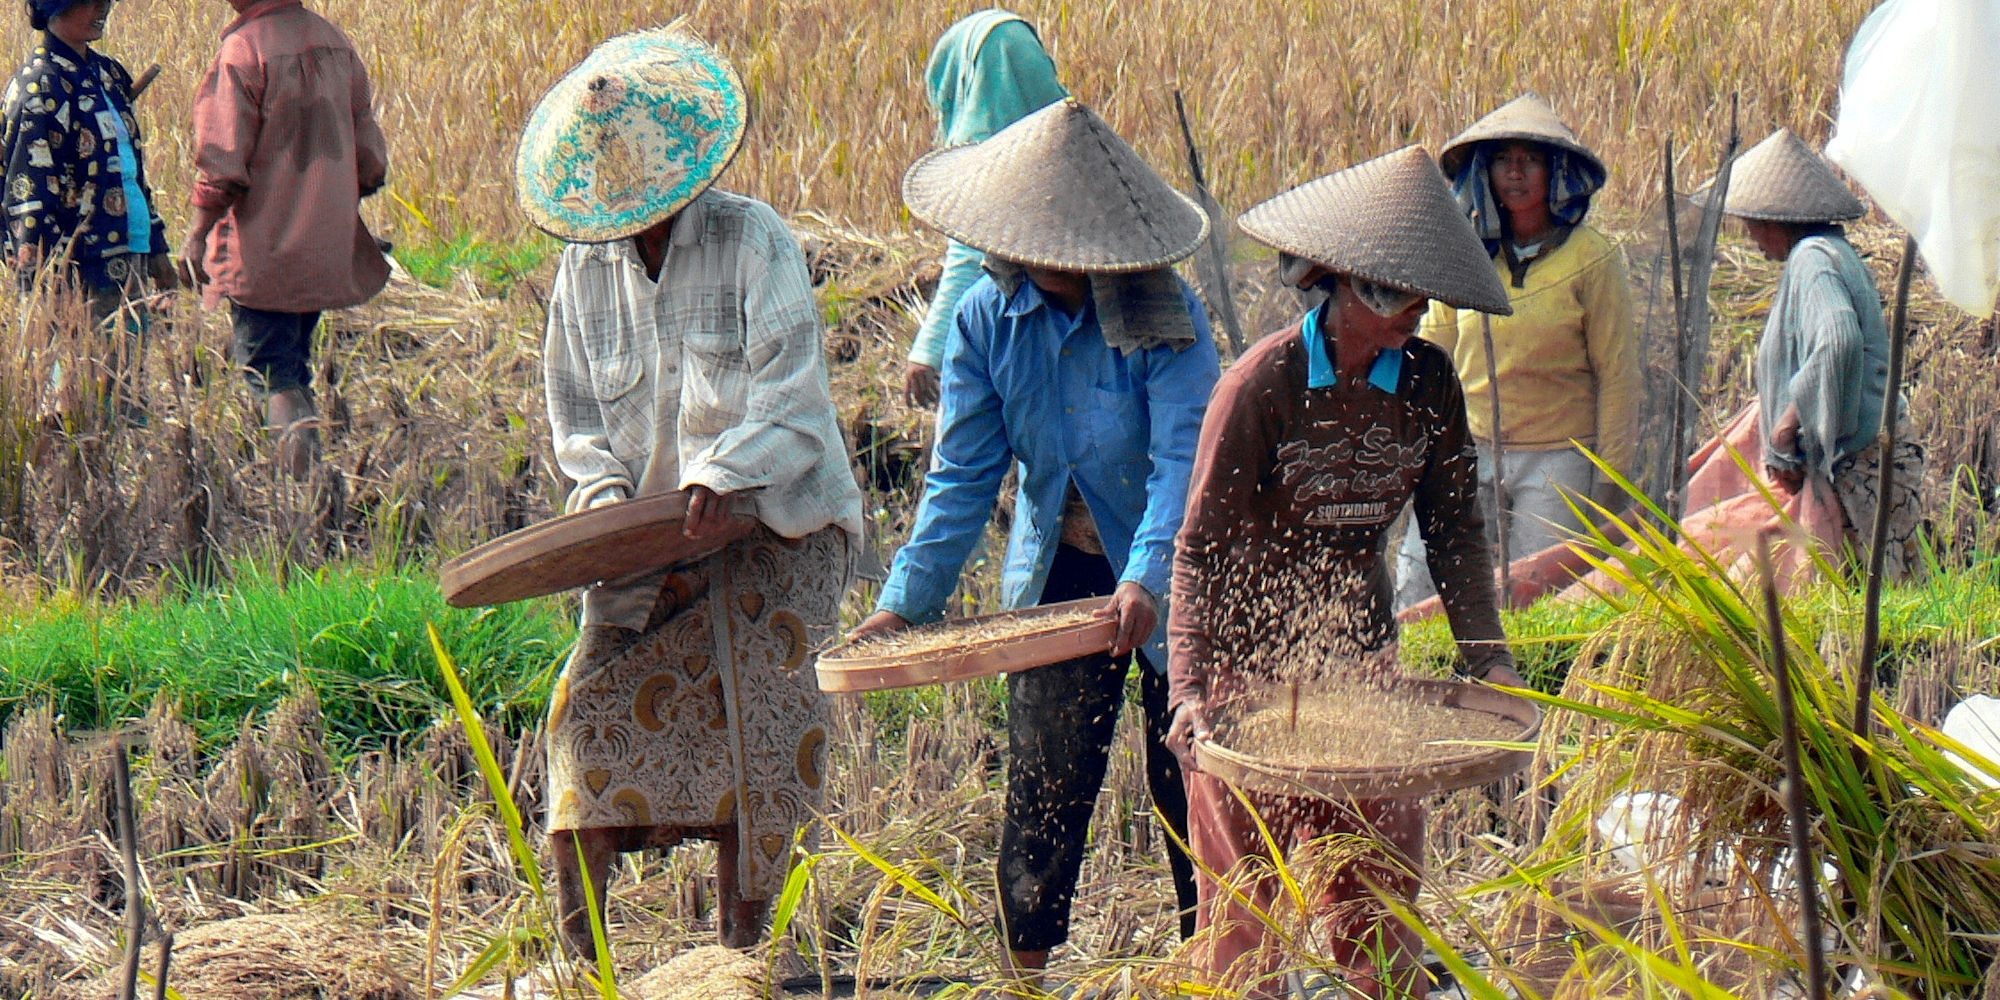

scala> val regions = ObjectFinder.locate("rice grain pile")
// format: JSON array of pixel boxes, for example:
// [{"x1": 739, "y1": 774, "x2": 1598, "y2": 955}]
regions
[{"x1": 1221, "y1": 689, "x2": 1521, "y2": 769}]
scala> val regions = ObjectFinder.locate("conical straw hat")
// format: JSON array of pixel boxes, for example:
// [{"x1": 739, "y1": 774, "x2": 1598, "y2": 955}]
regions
[
  {"x1": 516, "y1": 27, "x2": 747, "y2": 243},
  {"x1": 1238, "y1": 147, "x2": 1513, "y2": 314},
  {"x1": 902, "y1": 99, "x2": 1208, "y2": 273},
  {"x1": 1439, "y1": 92, "x2": 1607, "y2": 190},
  {"x1": 1694, "y1": 128, "x2": 1866, "y2": 223}
]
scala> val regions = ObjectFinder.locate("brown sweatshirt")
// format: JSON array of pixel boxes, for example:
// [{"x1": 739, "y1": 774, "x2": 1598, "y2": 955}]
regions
[{"x1": 1168, "y1": 319, "x2": 1514, "y2": 711}]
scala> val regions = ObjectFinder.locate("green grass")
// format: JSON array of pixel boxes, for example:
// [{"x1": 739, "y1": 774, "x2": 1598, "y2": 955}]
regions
[
  {"x1": 0, "y1": 560, "x2": 574, "y2": 756},
  {"x1": 392, "y1": 231, "x2": 559, "y2": 291}
]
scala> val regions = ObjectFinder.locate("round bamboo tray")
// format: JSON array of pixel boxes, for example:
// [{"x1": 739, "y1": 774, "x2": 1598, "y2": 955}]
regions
[
  {"x1": 816, "y1": 597, "x2": 1117, "y2": 693},
  {"x1": 1194, "y1": 678, "x2": 1540, "y2": 800},
  {"x1": 438, "y1": 490, "x2": 756, "y2": 608}
]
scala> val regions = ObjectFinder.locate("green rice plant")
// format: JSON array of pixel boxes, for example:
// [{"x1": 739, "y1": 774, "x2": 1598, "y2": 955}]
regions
[
  {"x1": 0, "y1": 559, "x2": 572, "y2": 754},
  {"x1": 429, "y1": 623, "x2": 613, "y2": 1000},
  {"x1": 1488, "y1": 489, "x2": 2000, "y2": 996}
]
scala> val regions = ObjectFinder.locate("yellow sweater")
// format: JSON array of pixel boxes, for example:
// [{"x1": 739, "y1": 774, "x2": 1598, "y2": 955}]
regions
[{"x1": 1420, "y1": 224, "x2": 1639, "y2": 481}]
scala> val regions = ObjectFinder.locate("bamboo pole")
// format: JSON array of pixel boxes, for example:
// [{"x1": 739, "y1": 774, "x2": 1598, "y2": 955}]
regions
[
  {"x1": 152, "y1": 932, "x2": 174, "y2": 1000},
  {"x1": 1757, "y1": 532, "x2": 1829, "y2": 1000},
  {"x1": 1173, "y1": 90, "x2": 1245, "y2": 355},
  {"x1": 1856, "y1": 234, "x2": 1919, "y2": 746},
  {"x1": 1480, "y1": 312, "x2": 1511, "y2": 603},
  {"x1": 1670, "y1": 96, "x2": 1742, "y2": 523},
  {"x1": 114, "y1": 740, "x2": 145, "y2": 1000}
]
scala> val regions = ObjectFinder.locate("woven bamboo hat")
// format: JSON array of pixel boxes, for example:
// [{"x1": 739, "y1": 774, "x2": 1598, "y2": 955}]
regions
[
  {"x1": 901, "y1": 99, "x2": 1208, "y2": 273},
  {"x1": 1238, "y1": 147, "x2": 1514, "y2": 314},
  {"x1": 1694, "y1": 128, "x2": 1866, "y2": 223},
  {"x1": 516, "y1": 27, "x2": 747, "y2": 243},
  {"x1": 1439, "y1": 92, "x2": 1607, "y2": 191}
]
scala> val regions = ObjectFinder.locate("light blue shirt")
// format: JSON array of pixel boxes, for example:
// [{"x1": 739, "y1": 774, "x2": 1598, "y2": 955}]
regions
[
  {"x1": 1302, "y1": 300, "x2": 1403, "y2": 393},
  {"x1": 876, "y1": 273, "x2": 1220, "y2": 668}
]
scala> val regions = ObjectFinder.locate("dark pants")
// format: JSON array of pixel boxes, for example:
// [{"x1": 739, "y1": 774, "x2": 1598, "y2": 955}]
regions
[
  {"x1": 231, "y1": 303, "x2": 322, "y2": 397},
  {"x1": 999, "y1": 544, "x2": 1198, "y2": 952}
]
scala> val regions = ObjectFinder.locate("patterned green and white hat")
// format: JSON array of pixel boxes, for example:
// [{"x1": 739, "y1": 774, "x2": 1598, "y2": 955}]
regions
[{"x1": 515, "y1": 27, "x2": 747, "y2": 243}]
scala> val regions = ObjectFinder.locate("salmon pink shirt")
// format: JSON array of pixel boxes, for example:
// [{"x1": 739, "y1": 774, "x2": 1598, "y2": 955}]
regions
[{"x1": 190, "y1": 0, "x2": 389, "y2": 312}]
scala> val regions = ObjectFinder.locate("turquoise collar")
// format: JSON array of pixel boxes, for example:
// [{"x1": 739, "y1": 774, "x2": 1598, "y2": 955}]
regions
[{"x1": 1302, "y1": 302, "x2": 1403, "y2": 393}]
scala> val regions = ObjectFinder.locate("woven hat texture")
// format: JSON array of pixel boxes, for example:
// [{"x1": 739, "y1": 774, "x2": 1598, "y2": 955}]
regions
[
  {"x1": 516, "y1": 28, "x2": 746, "y2": 242},
  {"x1": 1439, "y1": 92, "x2": 1607, "y2": 189},
  {"x1": 1695, "y1": 128, "x2": 1866, "y2": 223},
  {"x1": 1238, "y1": 146, "x2": 1513, "y2": 314},
  {"x1": 902, "y1": 99, "x2": 1208, "y2": 273}
]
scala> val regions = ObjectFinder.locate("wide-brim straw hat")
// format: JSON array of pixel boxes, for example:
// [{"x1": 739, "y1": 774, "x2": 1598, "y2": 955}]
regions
[
  {"x1": 902, "y1": 99, "x2": 1208, "y2": 273},
  {"x1": 1693, "y1": 128, "x2": 1866, "y2": 223},
  {"x1": 1238, "y1": 146, "x2": 1514, "y2": 315},
  {"x1": 516, "y1": 27, "x2": 747, "y2": 243},
  {"x1": 1439, "y1": 92, "x2": 1607, "y2": 190}
]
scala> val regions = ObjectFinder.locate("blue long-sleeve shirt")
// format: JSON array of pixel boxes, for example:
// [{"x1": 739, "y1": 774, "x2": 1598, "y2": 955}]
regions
[{"x1": 876, "y1": 272, "x2": 1220, "y2": 667}]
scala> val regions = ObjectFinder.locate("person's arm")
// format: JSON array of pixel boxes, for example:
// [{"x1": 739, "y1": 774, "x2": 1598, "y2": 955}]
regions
[
  {"x1": 1412, "y1": 362, "x2": 1516, "y2": 680},
  {"x1": 347, "y1": 48, "x2": 388, "y2": 196},
  {"x1": 1784, "y1": 265, "x2": 1869, "y2": 479},
  {"x1": 1167, "y1": 354, "x2": 1274, "y2": 716},
  {"x1": 1126, "y1": 282, "x2": 1222, "y2": 600},
  {"x1": 184, "y1": 41, "x2": 263, "y2": 280},
  {"x1": 910, "y1": 240, "x2": 986, "y2": 369},
  {"x1": 678, "y1": 202, "x2": 841, "y2": 500},
  {"x1": 3, "y1": 85, "x2": 73, "y2": 268},
  {"x1": 873, "y1": 283, "x2": 1015, "y2": 625},
  {"x1": 1582, "y1": 243, "x2": 1641, "y2": 489},
  {"x1": 543, "y1": 254, "x2": 635, "y2": 513}
]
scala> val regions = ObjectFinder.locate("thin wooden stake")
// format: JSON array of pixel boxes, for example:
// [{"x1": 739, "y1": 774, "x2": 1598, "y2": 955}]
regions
[
  {"x1": 152, "y1": 932, "x2": 174, "y2": 1000},
  {"x1": 1289, "y1": 679, "x2": 1300, "y2": 731},
  {"x1": 1173, "y1": 89, "x2": 1245, "y2": 354},
  {"x1": 1856, "y1": 234, "x2": 1919, "y2": 747},
  {"x1": 1479, "y1": 312, "x2": 1511, "y2": 603},
  {"x1": 114, "y1": 740, "x2": 145, "y2": 1000},
  {"x1": 1756, "y1": 531, "x2": 1829, "y2": 1000}
]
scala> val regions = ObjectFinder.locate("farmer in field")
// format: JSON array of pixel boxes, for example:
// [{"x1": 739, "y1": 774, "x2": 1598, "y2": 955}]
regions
[
  {"x1": 1698, "y1": 129, "x2": 1923, "y2": 577},
  {"x1": 518, "y1": 28, "x2": 862, "y2": 957},
  {"x1": 1164, "y1": 147, "x2": 1525, "y2": 998},
  {"x1": 3, "y1": 0, "x2": 176, "y2": 419},
  {"x1": 1395, "y1": 93, "x2": 1638, "y2": 609},
  {"x1": 182, "y1": 0, "x2": 390, "y2": 480},
  {"x1": 850, "y1": 99, "x2": 1220, "y2": 980},
  {"x1": 902, "y1": 8, "x2": 1067, "y2": 408}
]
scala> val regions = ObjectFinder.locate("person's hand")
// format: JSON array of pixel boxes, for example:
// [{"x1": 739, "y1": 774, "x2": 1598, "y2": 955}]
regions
[
  {"x1": 1764, "y1": 463, "x2": 1807, "y2": 494},
  {"x1": 12, "y1": 243, "x2": 40, "y2": 271},
  {"x1": 1477, "y1": 663, "x2": 1528, "y2": 689},
  {"x1": 683, "y1": 484, "x2": 738, "y2": 539},
  {"x1": 147, "y1": 252, "x2": 178, "y2": 291},
  {"x1": 848, "y1": 609, "x2": 910, "y2": 643},
  {"x1": 1164, "y1": 700, "x2": 1210, "y2": 770},
  {"x1": 1770, "y1": 403, "x2": 1803, "y2": 459},
  {"x1": 903, "y1": 362, "x2": 941, "y2": 409},
  {"x1": 1096, "y1": 581, "x2": 1159, "y2": 658},
  {"x1": 179, "y1": 231, "x2": 209, "y2": 287}
]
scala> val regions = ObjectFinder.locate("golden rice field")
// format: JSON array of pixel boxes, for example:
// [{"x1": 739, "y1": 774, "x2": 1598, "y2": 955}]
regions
[{"x1": 7, "y1": 0, "x2": 1873, "y2": 243}]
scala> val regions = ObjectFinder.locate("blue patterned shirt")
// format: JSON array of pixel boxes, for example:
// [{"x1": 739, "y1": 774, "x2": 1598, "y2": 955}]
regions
[{"x1": 1, "y1": 35, "x2": 165, "y2": 288}]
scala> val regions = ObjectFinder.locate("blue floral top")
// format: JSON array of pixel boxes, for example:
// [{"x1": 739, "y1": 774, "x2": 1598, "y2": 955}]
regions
[{"x1": 1, "y1": 34, "x2": 165, "y2": 289}]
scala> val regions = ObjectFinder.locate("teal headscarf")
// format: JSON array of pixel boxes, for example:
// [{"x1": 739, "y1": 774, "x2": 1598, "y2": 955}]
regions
[{"x1": 924, "y1": 10, "x2": 1068, "y2": 146}]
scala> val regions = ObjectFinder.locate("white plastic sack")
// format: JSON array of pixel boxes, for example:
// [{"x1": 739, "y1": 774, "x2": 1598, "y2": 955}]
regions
[
  {"x1": 1826, "y1": 0, "x2": 2000, "y2": 319},
  {"x1": 1941, "y1": 694, "x2": 2000, "y2": 788}
]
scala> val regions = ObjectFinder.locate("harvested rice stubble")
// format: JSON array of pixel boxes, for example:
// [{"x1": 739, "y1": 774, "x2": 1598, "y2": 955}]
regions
[{"x1": 1222, "y1": 689, "x2": 1521, "y2": 770}]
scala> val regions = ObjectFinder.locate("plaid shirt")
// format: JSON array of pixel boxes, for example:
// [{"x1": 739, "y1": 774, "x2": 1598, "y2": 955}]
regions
[{"x1": 544, "y1": 189, "x2": 862, "y2": 625}]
